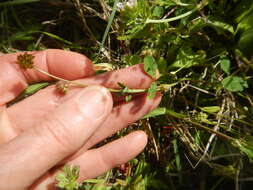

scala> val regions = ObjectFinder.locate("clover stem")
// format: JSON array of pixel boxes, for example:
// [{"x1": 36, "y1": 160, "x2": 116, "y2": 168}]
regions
[
  {"x1": 108, "y1": 88, "x2": 146, "y2": 93},
  {"x1": 146, "y1": 8, "x2": 197, "y2": 24},
  {"x1": 34, "y1": 66, "x2": 147, "y2": 94},
  {"x1": 16, "y1": 53, "x2": 157, "y2": 95},
  {"x1": 34, "y1": 66, "x2": 70, "y2": 83},
  {"x1": 34, "y1": 66, "x2": 89, "y2": 87}
]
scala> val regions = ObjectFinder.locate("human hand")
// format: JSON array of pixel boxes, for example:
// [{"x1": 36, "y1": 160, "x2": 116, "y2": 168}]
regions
[{"x1": 0, "y1": 49, "x2": 161, "y2": 190}]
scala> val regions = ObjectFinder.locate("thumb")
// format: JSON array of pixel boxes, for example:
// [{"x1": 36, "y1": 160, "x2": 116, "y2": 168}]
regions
[{"x1": 0, "y1": 86, "x2": 112, "y2": 189}]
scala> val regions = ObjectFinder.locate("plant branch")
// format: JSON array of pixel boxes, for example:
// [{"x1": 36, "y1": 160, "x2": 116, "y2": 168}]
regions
[
  {"x1": 146, "y1": 8, "x2": 197, "y2": 24},
  {"x1": 146, "y1": 0, "x2": 208, "y2": 24},
  {"x1": 34, "y1": 66, "x2": 71, "y2": 83},
  {"x1": 34, "y1": 66, "x2": 147, "y2": 94}
]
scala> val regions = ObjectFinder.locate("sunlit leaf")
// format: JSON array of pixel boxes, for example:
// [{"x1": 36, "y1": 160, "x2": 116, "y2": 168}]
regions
[
  {"x1": 201, "y1": 106, "x2": 220, "y2": 113},
  {"x1": 220, "y1": 57, "x2": 231, "y2": 75},
  {"x1": 143, "y1": 107, "x2": 167, "y2": 119},
  {"x1": 169, "y1": 47, "x2": 206, "y2": 69},
  {"x1": 222, "y1": 76, "x2": 248, "y2": 92},
  {"x1": 152, "y1": 6, "x2": 164, "y2": 18},
  {"x1": 147, "y1": 82, "x2": 157, "y2": 99},
  {"x1": 24, "y1": 82, "x2": 49, "y2": 95},
  {"x1": 144, "y1": 55, "x2": 158, "y2": 78}
]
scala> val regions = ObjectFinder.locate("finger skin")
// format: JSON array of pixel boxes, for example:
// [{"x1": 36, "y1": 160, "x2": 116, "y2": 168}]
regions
[
  {"x1": 6, "y1": 90, "x2": 161, "y2": 169},
  {"x1": 0, "y1": 49, "x2": 94, "y2": 105},
  {"x1": 55, "y1": 92, "x2": 161, "y2": 165},
  {"x1": 0, "y1": 86, "x2": 112, "y2": 190},
  {"x1": 6, "y1": 89, "x2": 161, "y2": 169},
  {"x1": 30, "y1": 131, "x2": 148, "y2": 190},
  {"x1": 73, "y1": 131, "x2": 148, "y2": 180},
  {"x1": 73, "y1": 93, "x2": 161, "y2": 156},
  {"x1": 7, "y1": 89, "x2": 160, "y2": 148},
  {"x1": 0, "y1": 106, "x2": 16, "y2": 144},
  {"x1": 7, "y1": 64, "x2": 154, "y2": 133}
]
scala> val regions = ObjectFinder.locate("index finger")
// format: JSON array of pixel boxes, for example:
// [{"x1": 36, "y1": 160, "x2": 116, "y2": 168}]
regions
[{"x1": 0, "y1": 49, "x2": 94, "y2": 105}]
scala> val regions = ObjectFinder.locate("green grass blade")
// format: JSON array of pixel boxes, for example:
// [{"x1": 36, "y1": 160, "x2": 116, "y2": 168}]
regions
[
  {"x1": 99, "y1": 0, "x2": 119, "y2": 52},
  {"x1": 0, "y1": 0, "x2": 40, "y2": 7}
]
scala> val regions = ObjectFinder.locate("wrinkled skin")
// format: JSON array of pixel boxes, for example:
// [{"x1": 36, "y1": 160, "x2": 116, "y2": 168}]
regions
[{"x1": 0, "y1": 49, "x2": 161, "y2": 190}]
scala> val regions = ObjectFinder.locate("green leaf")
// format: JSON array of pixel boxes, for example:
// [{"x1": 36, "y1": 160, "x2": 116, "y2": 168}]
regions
[
  {"x1": 144, "y1": 55, "x2": 158, "y2": 78},
  {"x1": 24, "y1": 82, "x2": 49, "y2": 95},
  {"x1": 238, "y1": 28, "x2": 253, "y2": 57},
  {"x1": 157, "y1": 57, "x2": 167, "y2": 75},
  {"x1": 125, "y1": 95, "x2": 133, "y2": 102},
  {"x1": 212, "y1": 165, "x2": 237, "y2": 178},
  {"x1": 147, "y1": 82, "x2": 157, "y2": 99},
  {"x1": 188, "y1": 18, "x2": 206, "y2": 34},
  {"x1": 152, "y1": 6, "x2": 164, "y2": 18},
  {"x1": 124, "y1": 54, "x2": 142, "y2": 65},
  {"x1": 165, "y1": 109, "x2": 185, "y2": 118},
  {"x1": 56, "y1": 165, "x2": 80, "y2": 190},
  {"x1": 200, "y1": 106, "x2": 220, "y2": 113},
  {"x1": 222, "y1": 76, "x2": 248, "y2": 92},
  {"x1": 220, "y1": 58, "x2": 231, "y2": 75},
  {"x1": 232, "y1": 140, "x2": 253, "y2": 162},
  {"x1": 169, "y1": 47, "x2": 206, "y2": 69},
  {"x1": 0, "y1": 0, "x2": 40, "y2": 7},
  {"x1": 143, "y1": 107, "x2": 167, "y2": 119},
  {"x1": 143, "y1": 107, "x2": 185, "y2": 119},
  {"x1": 236, "y1": 3, "x2": 253, "y2": 32},
  {"x1": 207, "y1": 16, "x2": 234, "y2": 34}
]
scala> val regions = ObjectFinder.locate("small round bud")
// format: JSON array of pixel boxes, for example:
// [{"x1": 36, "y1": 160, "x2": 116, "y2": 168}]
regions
[{"x1": 56, "y1": 81, "x2": 69, "y2": 94}]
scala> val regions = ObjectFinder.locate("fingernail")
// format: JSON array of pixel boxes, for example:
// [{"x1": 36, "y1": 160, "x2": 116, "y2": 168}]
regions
[
  {"x1": 83, "y1": 56, "x2": 94, "y2": 76},
  {"x1": 77, "y1": 86, "x2": 111, "y2": 120}
]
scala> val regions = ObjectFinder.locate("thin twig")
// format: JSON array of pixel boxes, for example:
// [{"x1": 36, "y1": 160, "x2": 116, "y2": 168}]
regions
[
  {"x1": 197, "y1": 99, "x2": 226, "y2": 164},
  {"x1": 187, "y1": 84, "x2": 216, "y2": 96},
  {"x1": 209, "y1": 153, "x2": 241, "y2": 161},
  {"x1": 235, "y1": 158, "x2": 242, "y2": 190},
  {"x1": 162, "y1": 8, "x2": 176, "y2": 19},
  {"x1": 144, "y1": 120, "x2": 160, "y2": 160},
  {"x1": 73, "y1": 0, "x2": 98, "y2": 43}
]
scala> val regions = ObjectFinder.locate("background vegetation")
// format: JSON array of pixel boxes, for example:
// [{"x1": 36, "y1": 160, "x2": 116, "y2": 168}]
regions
[{"x1": 1, "y1": 0, "x2": 253, "y2": 189}]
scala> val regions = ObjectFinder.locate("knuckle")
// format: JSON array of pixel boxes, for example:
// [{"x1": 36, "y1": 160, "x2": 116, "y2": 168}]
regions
[{"x1": 34, "y1": 116, "x2": 76, "y2": 154}]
